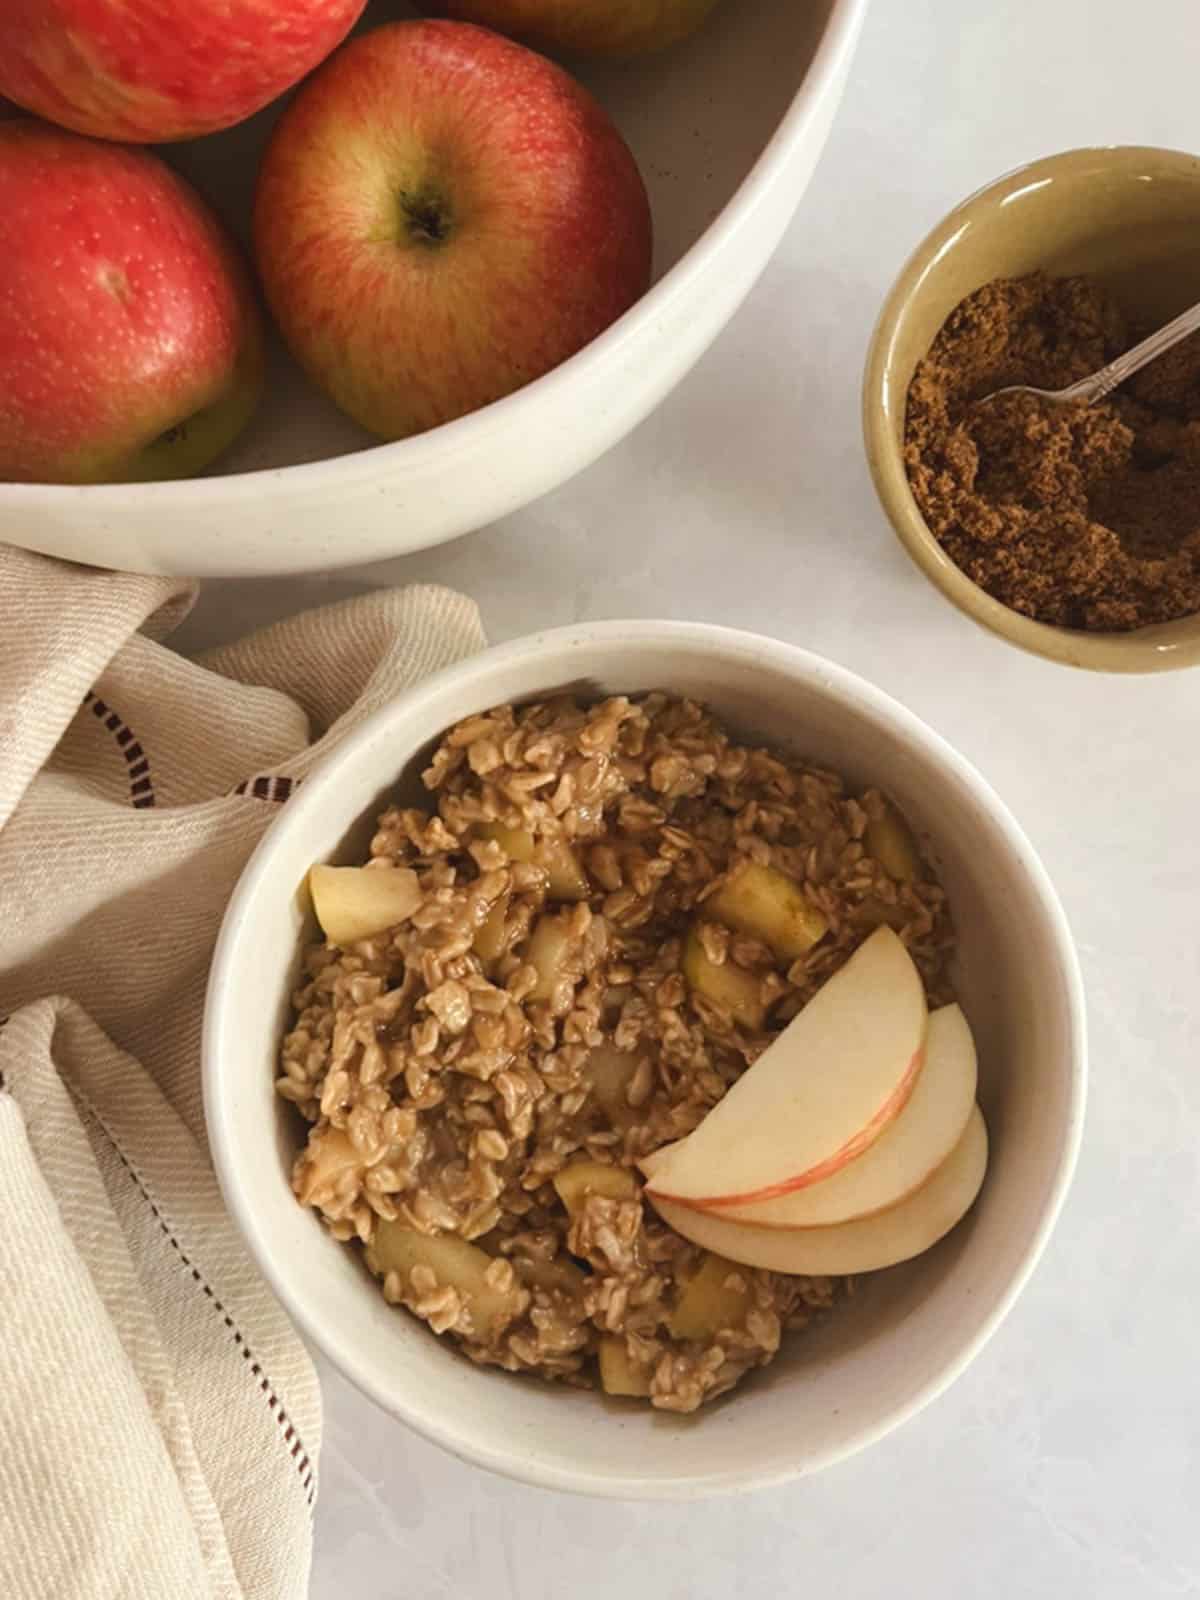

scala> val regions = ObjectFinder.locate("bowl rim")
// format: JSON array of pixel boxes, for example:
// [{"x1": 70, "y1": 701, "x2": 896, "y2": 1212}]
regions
[
  {"x1": 862, "y1": 143, "x2": 1200, "y2": 675},
  {"x1": 202, "y1": 619, "x2": 1088, "y2": 1497},
  {"x1": 1, "y1": 0, "x2": 868, "y2": 519}
]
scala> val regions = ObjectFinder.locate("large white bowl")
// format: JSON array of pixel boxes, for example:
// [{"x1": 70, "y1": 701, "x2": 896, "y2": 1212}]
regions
[
  {"x1": 3, "y1": 0, "x2": 867, "y2": 577},
  {"x1": 204, "y1": 622, "x2": 1086, "y2": 1497}
]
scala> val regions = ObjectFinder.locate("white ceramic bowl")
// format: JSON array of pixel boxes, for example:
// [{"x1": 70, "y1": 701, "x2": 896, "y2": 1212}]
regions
[
  {"x1": 3, "y1": 0, "x2": 867, "y2": 578},
  {"x1": 204, "y1": 621, "x2": 1086, "y2": 1497}
]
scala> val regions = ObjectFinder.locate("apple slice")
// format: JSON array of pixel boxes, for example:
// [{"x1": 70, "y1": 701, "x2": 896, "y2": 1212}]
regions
[
  {"x1": 704, "y1": 861, "x2": 828, "y2": 960},
  {"x1": 643, "y1": 927, "x2": 927, "y2": 1210},
  {"x1": 308, "y1": 863, "x2": 422, "y2": 946},
  {"x1": 553, "y1": 1159, "x2": 638, "y2": 1217},
  {"x1": 514, "y1": 1255, "x2": 587, "y2": 1296},
  {"x1": 598, "y1": 1336, "x2": 653, "y2": 1398},
  {"x1": 649, "y1": 1107, "x2": 988, "y2": 1275},
  {"x1": 666, "y1": 1252, "x2": 751, "y2": 1340},
  {"x1": 865, "y1": 799, "x2": 922, "y2": 883},
  {"x1": 364, "y1": 1223, "x2": 526, "y2": 1338},
  {"x1": 473, "y1": 895, "x2": 510, "y2": 969},
  {"x1": 477, "y1": 820, "x2": 589, "y2": 902},
  {"x1": 648, "y1": 1004, "x2": 976, "y2": 1229},
  {"x1": 681, "y1": 925, "x2": 767, "y2": 1031},
  {"x1": 527, "y1": 912, "x2": 575, "y2": 1003},
  {"x1": 293, "y1": 1125, "x2": 359, "y2": 1206},
  {"x1": 585, "y1": 1044, "x2": 642, "y2": 1128}
]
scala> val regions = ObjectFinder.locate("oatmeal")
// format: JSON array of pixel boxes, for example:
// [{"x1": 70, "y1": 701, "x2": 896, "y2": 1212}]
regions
[{"x1": 277, "y1": 694, "x2": 954, "y2": 1412}]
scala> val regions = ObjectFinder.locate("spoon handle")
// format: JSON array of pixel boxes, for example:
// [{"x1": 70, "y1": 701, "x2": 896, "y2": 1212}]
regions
[{"x1": 1063, "y1": 297, "x2": 1200, "y2": 405}]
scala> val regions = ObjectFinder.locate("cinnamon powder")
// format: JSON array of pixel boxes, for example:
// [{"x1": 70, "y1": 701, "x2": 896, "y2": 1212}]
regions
[{"x1": 904, "y1": 272, "x2": 1200, "y2": 631}]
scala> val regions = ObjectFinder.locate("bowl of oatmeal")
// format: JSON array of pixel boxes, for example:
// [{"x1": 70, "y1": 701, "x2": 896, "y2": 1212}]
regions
[
  {"x1": 203, "y1": 621, "x2": 1086, "y2": 1496},
  {"x1": 863, "y1": 145, "x2": 1200, "y2": 672}
]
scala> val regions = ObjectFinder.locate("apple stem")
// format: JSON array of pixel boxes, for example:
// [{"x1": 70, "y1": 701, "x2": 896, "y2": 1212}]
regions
[
  {"x1": 148, "y1": 421, "x2": 190, "y2": 450},
  {"x1": 399, "y1": 188, "x2": 452, "y2": 248}
]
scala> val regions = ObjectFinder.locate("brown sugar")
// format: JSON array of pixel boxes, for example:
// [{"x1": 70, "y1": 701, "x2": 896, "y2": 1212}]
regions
[{"x1": 903, "y1": 272, "x2": 1200, "y2": 631}]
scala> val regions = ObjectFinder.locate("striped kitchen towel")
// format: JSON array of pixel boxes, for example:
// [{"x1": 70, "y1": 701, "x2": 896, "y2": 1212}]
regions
[{"x1": 0, "y1": 544, "x2": 485, "y2": 1600}]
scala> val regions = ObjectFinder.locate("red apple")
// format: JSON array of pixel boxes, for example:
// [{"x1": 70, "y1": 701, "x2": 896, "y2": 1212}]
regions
[
  {"x1": 0, "y1": 121, "x2": 264, "y2": 485},
  {"x1": 420, "y1": 0, "x2": 722, "y2": 56},
  {"x1": 253, "y1": 20, "x2": 653, "y2": 441},
  {"x1": 0, "y1": 0, "x2": 366, "y2": 143}
]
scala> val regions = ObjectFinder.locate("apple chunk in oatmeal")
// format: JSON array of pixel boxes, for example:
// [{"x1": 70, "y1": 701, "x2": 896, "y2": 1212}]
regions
[{"x1": 278, "y1": 693, "x2": 959, "y2": 1412}]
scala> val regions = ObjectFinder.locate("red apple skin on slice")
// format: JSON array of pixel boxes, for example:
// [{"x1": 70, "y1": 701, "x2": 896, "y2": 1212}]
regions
[
  {"x1": 649, "y1": 1107, "x2": 989, "y2": 1276},
  {"x1": 644, "y1": 927, "x2": 928, "y2": 1210},
  {"x1": 650, "y1": 1004, "x2": 976, "y2": 1230}
]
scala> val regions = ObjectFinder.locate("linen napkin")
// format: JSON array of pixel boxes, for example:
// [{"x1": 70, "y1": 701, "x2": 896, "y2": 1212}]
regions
[{"x1": 0, "y1": 544, "x2": 486, "y2": 1600}]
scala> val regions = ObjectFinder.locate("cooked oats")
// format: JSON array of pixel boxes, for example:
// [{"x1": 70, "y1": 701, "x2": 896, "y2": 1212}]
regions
[{"x1": 279, "y1": 694, "x2": 954, "y2": 1412}]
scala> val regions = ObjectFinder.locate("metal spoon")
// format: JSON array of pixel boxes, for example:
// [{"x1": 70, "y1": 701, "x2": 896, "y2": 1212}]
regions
[{"x1": 981, "y1": 296, "x2": 1200, "y2": 408}]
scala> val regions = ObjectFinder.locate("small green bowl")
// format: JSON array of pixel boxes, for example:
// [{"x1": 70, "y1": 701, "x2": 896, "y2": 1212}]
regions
[{"x1": 863, "y1": 146, "x2": 1200, "y2": 673}]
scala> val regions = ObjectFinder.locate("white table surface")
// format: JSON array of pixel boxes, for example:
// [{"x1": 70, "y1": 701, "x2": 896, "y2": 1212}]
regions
[{"x1": 176, "y1": 1, "x2": 1200, "y2": 1593}]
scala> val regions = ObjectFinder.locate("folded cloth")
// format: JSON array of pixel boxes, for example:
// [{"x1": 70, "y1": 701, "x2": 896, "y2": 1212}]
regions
[{"x1": 0, "y1": 545, "x2": 486, "y2": 1600}]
